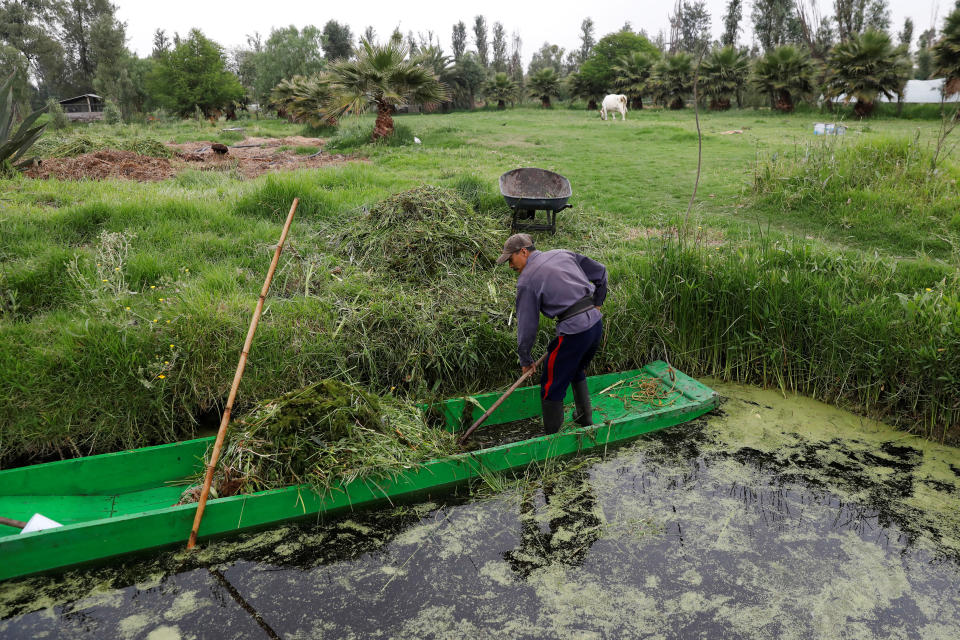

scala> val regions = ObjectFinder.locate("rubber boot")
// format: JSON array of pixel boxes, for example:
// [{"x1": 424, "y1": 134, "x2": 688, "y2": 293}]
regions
[
  {"x1": 572, "y1": 379, "x2": 593, "y2": 427},
  {"x1": 542, "y1": 399, "x2": 565, "y2": 435}
]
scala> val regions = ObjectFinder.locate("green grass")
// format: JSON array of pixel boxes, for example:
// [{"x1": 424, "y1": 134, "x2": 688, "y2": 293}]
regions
[{"x1": 1, "y1": 107, "x2": 958, "y2": 465}]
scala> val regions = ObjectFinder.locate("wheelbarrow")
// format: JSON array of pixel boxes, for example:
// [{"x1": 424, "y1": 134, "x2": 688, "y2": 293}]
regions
[{"x1": 499, "y1": 168, "x2": 572, "y2": 234}]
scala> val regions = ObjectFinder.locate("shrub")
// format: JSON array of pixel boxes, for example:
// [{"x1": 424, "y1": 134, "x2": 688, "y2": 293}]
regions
[
  {"x1": 102, "y1": 99, "x2": 122, "y2": 124},
  {"x1": 45, "y1": 98, "x2": 70, "y2": 130}
]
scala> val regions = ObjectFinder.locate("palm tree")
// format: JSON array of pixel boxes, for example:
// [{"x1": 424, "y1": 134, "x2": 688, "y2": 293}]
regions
[
  {"x1": 700, "y1": 46, "x2": 749, "y2": 110},
  {"x1": 652, "y1": 52, "x2": 694, "y2": 110},
  {"x1": 751, "y1": 45, "x2": 818, "y2": 113},
  {"x1": 567, "y1": 71, "x2": 604, "y2": 110},
  {"x1": 528, "y1": 68, "x2": 560, "y2": 108},
  {"x1": 824, "y1": 30, "x2": 911, "y2": 117},
  {"x1": 934, "y1": 7, "x2": 960, "y2": 96},
  {"x1": 269, "y1": 76, "x2": 300, "y2": 121},
  {"x1": 612, "y1": 51, "x2": 656, "y2": 109},
  {"x1": 486, "y1": 72, "x2": 517, "y2": 109},
  {"x1": 326, "y1": 40, "x2": 450, "y2": 139}
]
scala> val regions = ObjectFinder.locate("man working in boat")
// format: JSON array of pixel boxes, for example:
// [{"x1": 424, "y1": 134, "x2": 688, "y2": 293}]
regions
[{"x1": 496, "y1": 233, "x2": 607, "y2": 435}]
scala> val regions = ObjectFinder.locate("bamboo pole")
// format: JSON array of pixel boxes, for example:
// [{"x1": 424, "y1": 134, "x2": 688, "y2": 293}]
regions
[
  {"x1": 187, "y1": 198, "x2": 299, "y2": 550},
  {"x1": 458, "y1": 353, "x2": 547, "y2": 445}
]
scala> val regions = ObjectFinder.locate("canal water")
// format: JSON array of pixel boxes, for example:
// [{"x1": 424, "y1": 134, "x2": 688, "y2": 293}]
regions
[{"x1": 1, "y1": 382, "x2": 958, "y2": 639}]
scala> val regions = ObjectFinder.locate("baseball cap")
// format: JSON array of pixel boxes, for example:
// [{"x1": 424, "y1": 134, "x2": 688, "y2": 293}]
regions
[{"x1": 496, "y1": 233, "x2": 534, "y2": 264}]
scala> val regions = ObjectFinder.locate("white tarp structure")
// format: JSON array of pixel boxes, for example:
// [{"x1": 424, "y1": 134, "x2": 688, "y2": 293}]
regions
[{"x1": 878, "y1": 79, "x2": 960, "y2": 103}]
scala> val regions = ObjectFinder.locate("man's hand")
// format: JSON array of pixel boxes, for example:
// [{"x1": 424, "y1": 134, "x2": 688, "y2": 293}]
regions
[{"x1": 521, "y1": 363, "x2": 538, "y2": 377}]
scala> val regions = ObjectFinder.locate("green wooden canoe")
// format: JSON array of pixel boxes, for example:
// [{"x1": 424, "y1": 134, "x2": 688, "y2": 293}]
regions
[{"x1": 0, "y1": 362, "x2": 717, "y2": 582}]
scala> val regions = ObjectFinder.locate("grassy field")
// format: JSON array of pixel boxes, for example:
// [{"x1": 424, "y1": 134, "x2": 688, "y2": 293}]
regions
[{"x1": 1, "y1": 106, "x2": 958, "y2": 465}]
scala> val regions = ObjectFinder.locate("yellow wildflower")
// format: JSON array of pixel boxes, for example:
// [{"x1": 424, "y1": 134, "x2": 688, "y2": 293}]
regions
[
  {"x1": 158, "y1": 374, "x2": 166, "y2": 379},
  {"x1": 150, "y1": 285, "x2": 155, "y2": 289},
  {"x1": 926, "y1": 288, "x2": 932, "y2": 292}
]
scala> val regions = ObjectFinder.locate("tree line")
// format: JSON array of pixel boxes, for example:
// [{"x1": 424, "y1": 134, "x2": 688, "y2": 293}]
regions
[{"x1": 4, "y1": 0, "x2": 960, "y2": 124}]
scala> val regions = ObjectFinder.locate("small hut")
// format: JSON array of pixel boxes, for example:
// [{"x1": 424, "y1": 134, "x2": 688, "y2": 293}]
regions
[{"x1": 58, "y1": 94, "x2": 104, "y2": 122}]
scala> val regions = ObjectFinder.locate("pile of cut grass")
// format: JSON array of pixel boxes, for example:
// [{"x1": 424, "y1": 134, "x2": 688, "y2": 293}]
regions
[
  {"x1": 336, "y1": 185, "x2": 501, "y2": 281},
  {"x1": 180, "y1": 379, "x2": 457, "y2": 500},
  {"x1": 32, "y1": 134, "x2": 171, "y2": 159},
  {"x1": 752, "y1": 136, "x2": 960, "y2": 258}
]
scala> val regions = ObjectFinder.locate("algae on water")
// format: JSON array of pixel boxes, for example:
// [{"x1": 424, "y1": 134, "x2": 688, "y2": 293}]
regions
[{"x1": 180, "y1": 379, "x2": 458, "y2": 500}]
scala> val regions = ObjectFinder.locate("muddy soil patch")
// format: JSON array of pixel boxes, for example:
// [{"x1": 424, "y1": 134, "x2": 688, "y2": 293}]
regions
[{"x1": 169, "y1": 137, "x2": 357, "y2": 179}]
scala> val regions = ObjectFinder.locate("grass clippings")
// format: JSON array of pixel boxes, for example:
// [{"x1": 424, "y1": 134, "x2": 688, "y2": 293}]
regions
[
  {"x1": 179, "y1": 379, "x2": 457, "y2": 501},
  {"x1": 337, "y1": 185, "x2": 501, "y2": 282}
]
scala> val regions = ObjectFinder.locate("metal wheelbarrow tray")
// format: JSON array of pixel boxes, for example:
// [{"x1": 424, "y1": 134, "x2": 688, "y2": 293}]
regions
[{"x1": 499, "y1": 168, "x2": 573, "y2": 234}]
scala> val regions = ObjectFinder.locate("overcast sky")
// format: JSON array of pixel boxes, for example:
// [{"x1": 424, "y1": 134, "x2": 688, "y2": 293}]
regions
[{"x1": 113, "y1": 0, "x2": 947, "y2": 66}]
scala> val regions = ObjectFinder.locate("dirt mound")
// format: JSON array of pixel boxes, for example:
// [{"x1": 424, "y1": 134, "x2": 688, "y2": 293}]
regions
[{"x1": 24, "y1": 150, "x2": 175, "y2": 181}]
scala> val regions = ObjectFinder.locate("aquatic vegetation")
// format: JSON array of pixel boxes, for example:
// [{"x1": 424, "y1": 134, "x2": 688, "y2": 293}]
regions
[
  {"x1": 179, "y1": 379, "x2": 458, "y2": 499},
  {"x1": 334, "y1": 185, "x2": 500, "y2": 282}
]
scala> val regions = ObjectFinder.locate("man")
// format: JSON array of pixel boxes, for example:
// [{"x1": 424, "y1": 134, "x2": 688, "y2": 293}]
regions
[{"x1": 496, "y1": 233, "x2": 607, "y2": 435}]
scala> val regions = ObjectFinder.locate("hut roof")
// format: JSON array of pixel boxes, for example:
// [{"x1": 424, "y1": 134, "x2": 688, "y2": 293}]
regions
[{"x1": 59, "y1": 94, "x2": 103, "y2": 105}]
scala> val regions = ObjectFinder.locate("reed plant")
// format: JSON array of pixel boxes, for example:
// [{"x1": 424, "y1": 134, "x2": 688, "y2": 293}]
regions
[{"x1": 753, "y1": 136, "x2": 960, "y2": 258}]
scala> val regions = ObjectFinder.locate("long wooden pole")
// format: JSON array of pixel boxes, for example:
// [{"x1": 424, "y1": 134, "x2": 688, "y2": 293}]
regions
[
  {"x1": 458, "y1": 352, "x2": 546, "y2": 445},
  {"x1": 187, "y1": 198, "x2": 299, "y2": 550}
]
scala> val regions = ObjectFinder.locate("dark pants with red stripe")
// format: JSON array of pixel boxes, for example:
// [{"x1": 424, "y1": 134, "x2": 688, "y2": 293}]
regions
[{"x1": 541, "y1": 319, "x2": 603, "y2": 401}]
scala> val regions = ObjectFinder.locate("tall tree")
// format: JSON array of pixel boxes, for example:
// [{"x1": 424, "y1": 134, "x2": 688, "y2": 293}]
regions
[
  {"x1": 721, "y1": 0, "x2": 742, "y2": 47},
  {"x1": 508, "y1": 31, "x2": 524, "y2": 87},
  {"x1": 473, "y1": 16, "x2": 488, "y2": 68},
  {"x1": 447, "y1": 51, "x2": 485, "y2": 108},
  {"x1": 152, "y1": 29, "x2": 170, "y2": 57},
  {"x1": 834, "y1": 1, "x2": 890, "y2": 41},
  {"x1": 899, "y1": 17, "x2": 914, "y2": 50},
  {"x1": 452, "y1": 21, "x2": 467, "y2": 61},
  {"x1": 670, "y1": 1, "x2": 712, "y2": 55},
  {"x1": 492, "y1": 21, "x2": 507, "y2": 72},
  {"x1": 57, "y1": 0, "x2": 127, "y2": 94},
  {"x1": 252, "y1": 26, "x2": 325, "y2": 106},
  {"x1": 0, "y1": 0, "x2": 64, "y2": 101},
  {"x1": 322, "y1": 20, "x2": 353, "y2": 61},
  {"x1": 579, "y1": 18, "x2": 596, "y2": 63},
  {"x1": 795, "y1": 1, "x2": 835, "y2": 59},
  {"x1": 915, "y1": 27, "x2": 936, "y2": 80},
  {"x1": 146, "y1": 29, "x2": 244, "y2": 116},
  {"x1": 528, "y1": 43, "x2": 566, "y2": 76},
  {"x1": 752, "y1": 0, "x2": 801, "y2": 52}
]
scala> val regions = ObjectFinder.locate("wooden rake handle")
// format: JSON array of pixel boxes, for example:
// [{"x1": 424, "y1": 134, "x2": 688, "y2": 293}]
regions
[
  {"x1": 457, "y1": 352, "x2": 547, "y2": 445},
  {"x1": 187, "y1": 198, "x2": 299, "y2": 550}
]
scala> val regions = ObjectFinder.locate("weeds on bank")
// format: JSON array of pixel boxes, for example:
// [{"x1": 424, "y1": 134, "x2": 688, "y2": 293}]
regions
[{"x1": 752, "y1": 135, "x2": 960, "y2": 259}]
